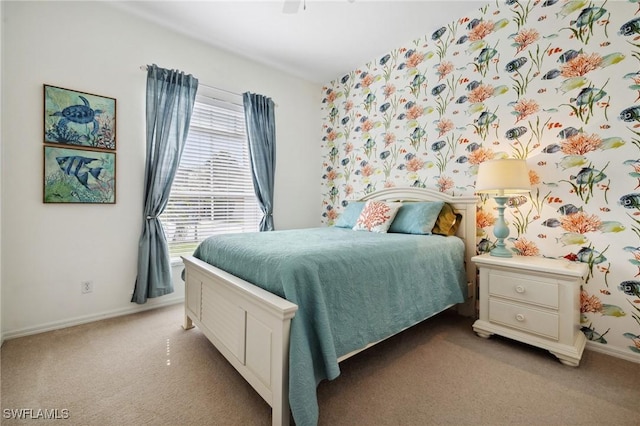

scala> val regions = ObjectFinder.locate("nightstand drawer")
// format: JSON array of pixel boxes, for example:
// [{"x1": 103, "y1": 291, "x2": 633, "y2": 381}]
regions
[
  {"x1": 488, "y1": 270, "x2": 558, "y2": 309},
  {"x1": 489, "y1": 299, "x2": 559, "y2": 340}
]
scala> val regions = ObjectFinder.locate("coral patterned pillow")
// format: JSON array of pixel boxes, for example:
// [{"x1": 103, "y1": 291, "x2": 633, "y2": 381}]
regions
[{"x1": 353, "y1": 201, "x2": 402, "y2": 233}]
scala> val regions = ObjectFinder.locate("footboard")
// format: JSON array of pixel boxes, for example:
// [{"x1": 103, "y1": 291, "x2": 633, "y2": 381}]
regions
[{"x1": 182, "y1": 256, "x2": 298, "y2": 426}]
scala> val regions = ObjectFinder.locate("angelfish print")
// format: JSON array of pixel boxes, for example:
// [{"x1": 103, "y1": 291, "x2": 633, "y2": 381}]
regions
[{"x1": 56, "y1": 155, "x2": 103, "y2": 188}]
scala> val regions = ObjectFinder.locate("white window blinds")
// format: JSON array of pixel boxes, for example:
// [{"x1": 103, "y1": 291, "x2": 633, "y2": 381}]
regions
[{"x1": 160, "y1": 93, "x2": 261, "y2": 258}]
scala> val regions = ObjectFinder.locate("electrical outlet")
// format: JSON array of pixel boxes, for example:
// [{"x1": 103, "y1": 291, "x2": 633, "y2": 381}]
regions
[{"x1": 81, "y1": 280, "x2": 93, "y2": 294}]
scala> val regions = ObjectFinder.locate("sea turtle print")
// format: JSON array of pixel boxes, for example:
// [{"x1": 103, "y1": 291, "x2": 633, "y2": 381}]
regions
[{"x1": 50, "y1": 95, "x2": 103, "y2": 135}]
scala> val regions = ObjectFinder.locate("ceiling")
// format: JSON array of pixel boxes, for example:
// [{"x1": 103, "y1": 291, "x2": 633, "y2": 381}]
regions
[{"x1": 110, "y1": 0, "x2": 484, "y2": 84}]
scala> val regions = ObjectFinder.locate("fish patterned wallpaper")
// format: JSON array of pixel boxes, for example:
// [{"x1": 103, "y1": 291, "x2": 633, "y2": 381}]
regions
[{"x1": 319, "y1": 0, "x2": 640, "y2": 360}]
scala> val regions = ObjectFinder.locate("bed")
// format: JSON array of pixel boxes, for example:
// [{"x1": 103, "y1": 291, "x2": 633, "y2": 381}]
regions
[{"x1": 181, "y1": 187, "x2": 478, "y2": 426}]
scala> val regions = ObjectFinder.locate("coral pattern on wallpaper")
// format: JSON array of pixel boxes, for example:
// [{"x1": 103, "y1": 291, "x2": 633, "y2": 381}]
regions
[{"x1": 320, "y1": 0, "x2": 640, "y2": 358}]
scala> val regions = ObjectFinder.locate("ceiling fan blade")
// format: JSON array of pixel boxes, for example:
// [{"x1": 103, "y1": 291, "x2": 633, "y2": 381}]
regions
[{"x1": 282, "y1": 0, "x2": 301, "y2": 14}]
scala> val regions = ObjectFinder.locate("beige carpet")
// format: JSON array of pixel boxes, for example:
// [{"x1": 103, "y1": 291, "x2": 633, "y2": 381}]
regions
[{"x1": 1, "y1": 303, "x2": 638, "y2": 425}]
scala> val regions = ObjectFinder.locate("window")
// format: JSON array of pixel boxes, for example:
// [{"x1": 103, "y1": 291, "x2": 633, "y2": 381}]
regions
[{"x1": 160, "y1": 90, "x2": 261, "y2": 258}]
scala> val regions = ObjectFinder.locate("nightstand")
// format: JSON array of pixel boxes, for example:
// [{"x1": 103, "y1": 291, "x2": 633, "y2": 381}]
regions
[{"x1": 472, "y1": 254, "x2": 588, "y2": 367}]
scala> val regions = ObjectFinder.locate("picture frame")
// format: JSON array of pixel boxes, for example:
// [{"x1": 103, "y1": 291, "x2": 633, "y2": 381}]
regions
[
  {"x1": 44, "y1": 85, "x2": 116, "y2": 150},
  {"x1": 43, "y1": 145, "x2": 116, "y2": 204}
]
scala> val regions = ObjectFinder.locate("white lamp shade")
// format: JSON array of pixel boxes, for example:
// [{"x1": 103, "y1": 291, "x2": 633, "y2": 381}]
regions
[{"x1": 475, "y1": 159, "x2": 531, "y2": 195}]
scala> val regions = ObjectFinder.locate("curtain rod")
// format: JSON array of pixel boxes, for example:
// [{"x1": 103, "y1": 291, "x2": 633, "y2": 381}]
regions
[
  {"x1": 139, "y1": 65, "x2": 242, "y2": 98},
  {"x1": 139, "y1": 65, "x2": 277, "y2": 107}
]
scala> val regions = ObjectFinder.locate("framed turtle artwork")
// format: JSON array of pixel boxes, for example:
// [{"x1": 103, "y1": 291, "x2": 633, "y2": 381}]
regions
[
  {"x1": 44, "y1": 85, "x2": 116, "y2": 150},
  {"x1": 43, "y1": 145, "x2": 116, "y2": 204}
]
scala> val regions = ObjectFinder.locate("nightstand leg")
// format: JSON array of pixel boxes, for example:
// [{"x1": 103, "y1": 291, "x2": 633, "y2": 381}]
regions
[
  {"x1": 550, "y1": 352, "x2": 580, "y2": 367},
  {"x1": 473, "y1": 325, "x2": 493, "y2": 339}
]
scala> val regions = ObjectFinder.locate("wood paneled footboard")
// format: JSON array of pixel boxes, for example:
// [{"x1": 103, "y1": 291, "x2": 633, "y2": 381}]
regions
[{"x1": 182, "y1": 255, "x2": 298, "y2": 426}]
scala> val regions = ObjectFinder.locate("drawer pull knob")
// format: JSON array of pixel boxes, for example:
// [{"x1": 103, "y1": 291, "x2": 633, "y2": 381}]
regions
[
  {"x1": 515, "y1": 285, "x2": 526, "y2": 294},
  {"x1": 516, "y1": 313, "x2": 525, "y2": 322}
]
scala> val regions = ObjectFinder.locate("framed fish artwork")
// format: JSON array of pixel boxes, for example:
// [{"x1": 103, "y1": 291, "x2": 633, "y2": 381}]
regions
[
  {"x1": 43, "y1": 146, "x2": 116, "y2": 204},
  {"x1": 44, "y1": 85, "x2": 116, "y2": 150}
]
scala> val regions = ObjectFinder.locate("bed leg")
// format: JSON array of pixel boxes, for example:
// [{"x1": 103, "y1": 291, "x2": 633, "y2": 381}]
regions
[
  {"x1": 271, "y1": 357, "x2": 290, "y2": 426},
  {"x1": 183, "y1": 314, "x2": 194, "y2": 330},
  {"x1": 457, "y1": 298, "x2": 476, "y2": 317},
  {"x1": 272, "y1": 320, "x2": 292, "y2": 426},
  {"x1": 271, "y1": 397, "x2": 290, "y2": 426}
]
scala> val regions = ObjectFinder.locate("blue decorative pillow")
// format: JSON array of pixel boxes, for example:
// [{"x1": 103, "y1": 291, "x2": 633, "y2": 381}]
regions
[
  {"x1": 389, "y1": 201, "x2": 445, "y2": 235},
  {"x1": 333, "y1": 201, "x2": 366, "y2": 228}
]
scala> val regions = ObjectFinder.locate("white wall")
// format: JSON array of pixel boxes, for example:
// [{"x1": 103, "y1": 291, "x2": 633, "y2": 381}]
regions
[{"x1": 1, "y1": 1, "x2": 321, "y2": 338}]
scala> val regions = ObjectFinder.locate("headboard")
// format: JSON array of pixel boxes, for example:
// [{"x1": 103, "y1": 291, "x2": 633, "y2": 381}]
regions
[{"x1": 359, "y1": 187, "x2": 478, "y2": 317}]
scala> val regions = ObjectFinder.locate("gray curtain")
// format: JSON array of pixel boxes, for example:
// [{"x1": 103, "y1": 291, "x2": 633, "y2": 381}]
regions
[
  {"x1": 243, "y1": 92, "x2": 276, "y2": 231},
  {"x1": 132, "y1": 64, "x2": 198, "y2": 304}
]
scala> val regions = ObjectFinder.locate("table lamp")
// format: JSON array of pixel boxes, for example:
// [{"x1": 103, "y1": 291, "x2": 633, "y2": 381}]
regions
[{"x1": 475, "y1": 159, "x2": 531, "y2": 257}]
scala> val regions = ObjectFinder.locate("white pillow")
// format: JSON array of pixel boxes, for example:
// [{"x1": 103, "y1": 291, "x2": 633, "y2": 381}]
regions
[{"x1": 353, "y1": 201, "x2": 402, "y2": 233}]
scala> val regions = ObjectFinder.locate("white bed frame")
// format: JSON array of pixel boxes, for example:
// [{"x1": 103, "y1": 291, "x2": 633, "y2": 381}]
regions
[{"x1": 182, "y1": 187, "x2": 478, "y2": 426}]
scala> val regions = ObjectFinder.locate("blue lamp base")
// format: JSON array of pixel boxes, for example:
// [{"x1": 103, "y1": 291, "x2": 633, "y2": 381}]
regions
[{"x1": 490, "y1": 195, "x2": 512, "y2": 257}]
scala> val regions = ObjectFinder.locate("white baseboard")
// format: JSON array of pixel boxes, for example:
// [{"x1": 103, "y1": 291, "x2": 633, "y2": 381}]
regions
[
  {"x1": 1, "y1": 297, "x2": 184, "y2": 341},
  {"x1": 586, "y1": 340, "x2": 640, "y2": 364}
]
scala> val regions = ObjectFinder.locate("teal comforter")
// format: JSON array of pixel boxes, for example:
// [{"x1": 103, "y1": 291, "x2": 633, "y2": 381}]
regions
[{"x1": 193, "y1": 227, "x2": 466, "y2": 426}]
